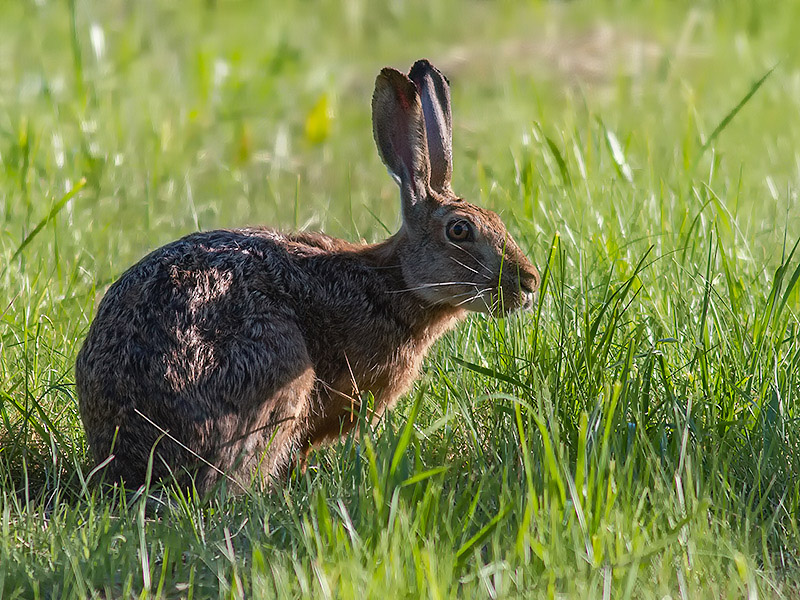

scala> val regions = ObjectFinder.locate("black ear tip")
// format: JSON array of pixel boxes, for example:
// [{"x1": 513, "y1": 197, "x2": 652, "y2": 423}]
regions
[
  {"x1": 377, "y1": 68, "x2": 417, "y2": 96},
  {"x1": 409, "y1": 59, "x2": 450, "y2": 87},
  {"x1": 409, "y1": 59, "x2": 433, "y2": 74},
  {"x1": 379, "y1": 66, "x2": 400, "y2": 76},
  {"x1": 377, "y1": 67, "x2": 405, "y2": 85}
]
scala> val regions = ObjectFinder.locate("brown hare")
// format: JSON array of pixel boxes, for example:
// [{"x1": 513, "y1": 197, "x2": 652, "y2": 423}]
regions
[{"x1": 75, "y1": 59, "x2": 540, "y2": 494}]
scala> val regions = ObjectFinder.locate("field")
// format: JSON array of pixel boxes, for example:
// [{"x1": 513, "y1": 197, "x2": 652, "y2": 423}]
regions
[{"x1": 2, "y1": 0, "x2": 800, "y2": 597}]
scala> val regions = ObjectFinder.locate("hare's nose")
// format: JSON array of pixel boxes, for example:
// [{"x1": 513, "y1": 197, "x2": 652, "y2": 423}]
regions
[{"x1": 520, "y1": 268, "x2": 540, "y2": 294}]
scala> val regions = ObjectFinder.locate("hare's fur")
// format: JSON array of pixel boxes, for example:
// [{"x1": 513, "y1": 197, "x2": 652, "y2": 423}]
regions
[{"x1": 76, "y1": 60, "x2": 539, "y2": 494}]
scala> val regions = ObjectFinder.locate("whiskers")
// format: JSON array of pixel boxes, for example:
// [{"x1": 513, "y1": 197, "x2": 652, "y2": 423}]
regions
[
  {"x1": 448, "y1": 241, "x2": 493, "y2": 275},
  {"x1": 382, "y1": 243, "x2": 503, "y2": 310},
  {"x1": 449, "y1": 255, "x2": 491, "y2": 280},
  {"x1": 452, "y1": 286, "x2": 493, "y2": 308},
  {"x1": 387, "y1": 279, "x2": 494, "y2": 310},
  {"x1": 387, "y1": 281, "x2": 477, "y2": 294}
]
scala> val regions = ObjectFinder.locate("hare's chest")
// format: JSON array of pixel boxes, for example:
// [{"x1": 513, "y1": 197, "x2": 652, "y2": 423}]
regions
[
  {"x1": 367, "y1": 343, "x2": 427, "y2": 410},
  {"x1": 323, "y1": 339, "x2": 424, "y2": 412},
  {"x1": 303, "y1": 342, "x2": 423, "y2": 446},
  {"x1": 342, "y1": 315, "x2": 461, "y2": 409}
]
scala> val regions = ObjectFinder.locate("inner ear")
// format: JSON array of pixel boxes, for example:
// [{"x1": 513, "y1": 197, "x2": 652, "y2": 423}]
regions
[{"x1": 371, "y1": 68, "x2": 431, "y2": 210}]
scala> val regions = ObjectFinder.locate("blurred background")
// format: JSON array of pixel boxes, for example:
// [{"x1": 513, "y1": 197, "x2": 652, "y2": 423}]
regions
[{"x1": 3, "y1": 0, "x2": 799, "y2": 283}]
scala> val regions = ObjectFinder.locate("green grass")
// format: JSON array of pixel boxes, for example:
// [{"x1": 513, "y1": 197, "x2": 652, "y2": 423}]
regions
[{"x1": 2, "y1": 0, "x2": 800, "y2": 597}]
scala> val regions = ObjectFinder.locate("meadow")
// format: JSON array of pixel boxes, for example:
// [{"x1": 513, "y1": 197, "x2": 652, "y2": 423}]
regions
[{"x1": 2, "y1": 0, "x2": 800, "y2": 597}]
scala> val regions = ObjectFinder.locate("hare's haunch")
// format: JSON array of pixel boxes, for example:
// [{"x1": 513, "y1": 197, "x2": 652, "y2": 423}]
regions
[{"x1": 76, "y1": 60, "x2": 540, "y2": 494}]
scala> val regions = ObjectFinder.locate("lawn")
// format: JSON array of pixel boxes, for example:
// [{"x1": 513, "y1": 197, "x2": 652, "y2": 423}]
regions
[{"x1": 2, "y1": 0, "x2": 800, "y2": 597}]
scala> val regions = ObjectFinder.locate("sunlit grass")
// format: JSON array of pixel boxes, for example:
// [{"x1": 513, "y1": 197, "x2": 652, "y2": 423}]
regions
[{"x1": 1, "y1": 0, "x2": 800, "y2": 597}]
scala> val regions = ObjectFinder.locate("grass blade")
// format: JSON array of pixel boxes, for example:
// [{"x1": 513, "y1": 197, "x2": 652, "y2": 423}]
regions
[
  {"x1": 777, "y1": 237, "x2": 800, "y2": 318},
  {"x1": 599, "y1": 121, "x2": 633, "y2": 183},
  {"x1": 389, "y1": 386, "x2": 425, "y2": 477},
  {"x1": 452, "y1": 357, "x2": 531, "y2": 391},
  {"x1": 11, "y1": 178, "x2": 86, "y2": 262},
  {"x1": 693, "y1": 65, "x2": 777, "y2": 170},
  {"x1": 400, "y1": 466, "x2": 449, "y2": 487},
  {"x1": 455, "y1": 503, "x2": 512, "y2": 564}
]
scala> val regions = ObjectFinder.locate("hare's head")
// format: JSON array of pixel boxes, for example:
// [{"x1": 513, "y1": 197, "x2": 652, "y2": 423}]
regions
[{"x1": 372, "y1": 60, "x2": 539, "y2": 315}]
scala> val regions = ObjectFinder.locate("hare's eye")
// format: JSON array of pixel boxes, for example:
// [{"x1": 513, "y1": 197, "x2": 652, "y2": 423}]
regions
[{"x1": 446, "y1": 220, "x2": 472, "y2": 242}]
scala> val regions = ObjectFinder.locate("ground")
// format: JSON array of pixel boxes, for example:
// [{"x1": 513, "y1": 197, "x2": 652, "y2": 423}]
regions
[{"x1": 1, "y1": 0, "x2": 800, "y2": 597}]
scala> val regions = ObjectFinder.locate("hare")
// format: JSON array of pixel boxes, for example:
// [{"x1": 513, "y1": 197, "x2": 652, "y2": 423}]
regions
[{"x1": 75, "y1": 60, "x2": 540, "y2": 494}]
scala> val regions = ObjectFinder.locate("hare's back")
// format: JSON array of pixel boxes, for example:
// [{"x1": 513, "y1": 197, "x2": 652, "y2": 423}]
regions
[
  {"x1": 91, "y1": 228, "x2": 300, "y2": 333},
  {"x1": 76, "y1": 228, "x2": 312, "y2": 413}
]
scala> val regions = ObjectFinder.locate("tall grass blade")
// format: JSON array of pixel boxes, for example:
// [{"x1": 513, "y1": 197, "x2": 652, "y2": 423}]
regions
[
  {"x1": 693, "y1": 65, "x2": 776, "y2": 170},
  {"x1": 455, "y1": 503, "x2": 512, "y2": 565},
  {"x1": 11, "y1": 179, "x2": 86, "y2": 263},
  {"x1": 389, "y1": 387, "x2": 424, "y2": 477}
]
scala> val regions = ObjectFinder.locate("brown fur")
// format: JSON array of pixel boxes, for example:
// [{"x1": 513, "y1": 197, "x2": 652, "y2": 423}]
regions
[{"x1": 75, "y1": 60, "x2": 539, "y2": 494}]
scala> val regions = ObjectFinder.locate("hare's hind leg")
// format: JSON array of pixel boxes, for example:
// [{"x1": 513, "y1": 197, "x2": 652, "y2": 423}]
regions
[
  {"x1": 236, "y1": 365, "x2": 317, "y2": 490},
  {"x1": 199, "y1": 316, "x2": 317, "y2": 493}
]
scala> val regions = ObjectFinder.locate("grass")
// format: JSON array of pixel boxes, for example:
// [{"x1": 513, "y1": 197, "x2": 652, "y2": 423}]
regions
[{"x1": 2, "y1": 0, "x2": 800, "y2": 597}]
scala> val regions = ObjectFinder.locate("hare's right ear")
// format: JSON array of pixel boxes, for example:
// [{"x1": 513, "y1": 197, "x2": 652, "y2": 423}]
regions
[
  {"x1": 408, "y1": 59, "x2": 453, "y2": 194},
  {"x1": 372, "y1": 68, "x2": 431, "y2": 220}
]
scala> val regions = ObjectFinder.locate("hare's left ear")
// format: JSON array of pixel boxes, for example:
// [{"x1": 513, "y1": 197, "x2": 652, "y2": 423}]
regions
[
  {"x1": 409, "y1": 59, "x2": 453, "y2": 194},
  {"x1": 372, "y1": 67, "x2": 431, "y2": 219}
]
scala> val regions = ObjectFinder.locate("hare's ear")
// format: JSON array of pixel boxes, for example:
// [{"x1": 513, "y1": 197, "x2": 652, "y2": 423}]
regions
[
  {"x1": 409, "y1": 59, "x2": 453, "y2": 194},
  {"x1": 372, "y1": 67, "x2": 431, "y2": 218}
]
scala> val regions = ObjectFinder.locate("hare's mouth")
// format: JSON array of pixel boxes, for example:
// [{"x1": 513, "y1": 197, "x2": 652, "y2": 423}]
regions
[
  {"x1": 518, "y1": 282, "x2": 537, "y2": 311},
  {"x1": 447, "y1": 286, "x2": 495, "y2": 313},
  {"x1": 452, "y1": 286, "x2": 533, "y2": 316},
  {"x1": 492, "y1": 287, "x2": 536, "y2": 315},
  {"x1": 520, "y1": 291, "x2": 535, "y2": 311}
]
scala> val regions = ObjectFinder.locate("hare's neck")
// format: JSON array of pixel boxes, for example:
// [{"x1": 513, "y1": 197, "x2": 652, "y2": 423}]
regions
[
  {"x1": 303, "y1": 234, "x2": 466, "y2": 431},
  {"x1": 355, "y1": 233, "x2": 466, "y2": 346}
]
